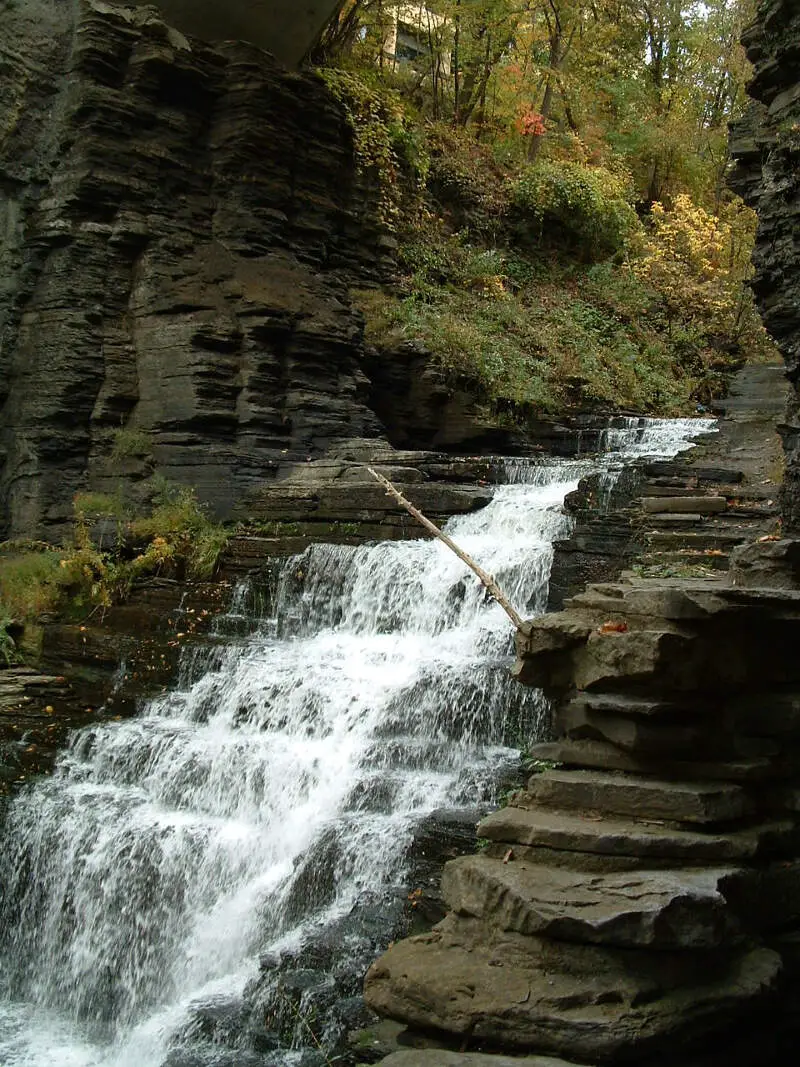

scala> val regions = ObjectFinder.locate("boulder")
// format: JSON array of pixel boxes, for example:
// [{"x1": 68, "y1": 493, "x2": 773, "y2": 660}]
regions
[{"x1": 364, "y1": 915, "x2": 780, "y2": 1062}]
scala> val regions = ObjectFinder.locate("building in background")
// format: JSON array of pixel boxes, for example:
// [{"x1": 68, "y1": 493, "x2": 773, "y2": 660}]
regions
[{"x1": 382, "y1": 3, "x2": 451, "y2": 74}]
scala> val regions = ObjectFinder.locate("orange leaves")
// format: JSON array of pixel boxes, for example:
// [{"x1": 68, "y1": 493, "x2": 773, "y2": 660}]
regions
[
  {"x1": 515, "y1": 109, "x2": 546, "y2": 137},
  {"x1": 597, "y1": 620, "x2": 628, "y2": 635}
]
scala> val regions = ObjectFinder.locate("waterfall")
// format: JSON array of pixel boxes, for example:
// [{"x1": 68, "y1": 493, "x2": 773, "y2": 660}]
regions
[{"x1": 0, "y1": 422, "x2": 714, "y2": 1067}]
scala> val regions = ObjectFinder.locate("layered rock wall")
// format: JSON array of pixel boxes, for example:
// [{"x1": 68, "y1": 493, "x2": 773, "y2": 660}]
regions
[
  {"x1": 0, "y1": 0, "x2": 388, "y2": 541},
  {"x1": 729, "y1": 0, "x2": 800, "y2": 530}
]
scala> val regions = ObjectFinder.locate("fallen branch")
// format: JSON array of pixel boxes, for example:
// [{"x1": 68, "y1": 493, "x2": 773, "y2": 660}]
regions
[{"x1": 366, "y1": 467, "x2": 524, "y2": 630}]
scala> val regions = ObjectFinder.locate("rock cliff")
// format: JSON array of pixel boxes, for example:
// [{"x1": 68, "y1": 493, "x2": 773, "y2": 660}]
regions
[
  {"x1": 0, "y1": 0, "x2": 390, "y2": 541},
  {"x1": 729, "y1": 0, "x2": 800, "y2": 531}
]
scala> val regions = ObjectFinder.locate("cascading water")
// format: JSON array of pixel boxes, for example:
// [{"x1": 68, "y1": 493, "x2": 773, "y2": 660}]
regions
[
  {"x1": 0, "y1": 419, "x2": 715, "y2": 1067},
  {"x1": 596, "y1": 416, "x2": 717, "y2": 510}
]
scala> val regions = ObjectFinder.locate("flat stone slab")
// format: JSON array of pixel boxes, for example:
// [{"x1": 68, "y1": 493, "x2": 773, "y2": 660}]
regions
[
  {"x1": 525, "y1": 769, "x2": 751, "y2": 824},
  {"x1": 643, "y1": 496, "x2": 727, "y2": 514},
  {"x1": 442, "y1": 853, "x2": 739, "y2": 948},
  {"x1": 646, "y1": 513, "x2": 706, "y2": 524},
  {"x1": 527, "y1": 740, "x2": 777, "y2": 783},
  {"x1": 365, "y1": 915, "x2": 780, "y2": 1062},
  {"x1": 477, "y1": 805, "x2": 797, "y2": 862},
  {"x1": 570, "y1": 692, "x2": 690, "y2": 718},
  {"x1": 377, "y1": 1053, "x2": 579, "y2": 1067}
]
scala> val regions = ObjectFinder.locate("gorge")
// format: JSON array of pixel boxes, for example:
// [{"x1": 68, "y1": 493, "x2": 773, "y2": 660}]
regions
[
  {"x1": 2, "y1": 0, "x2": 800, "y2": 1065},
  {"x1": 0, "y1": 425, "x2": 714, "y2": 1066}
]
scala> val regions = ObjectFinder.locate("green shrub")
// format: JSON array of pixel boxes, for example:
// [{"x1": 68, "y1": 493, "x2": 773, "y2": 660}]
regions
[
  {"x1": 130, "y1": 482, "x2": 229, "y2": 581},
  {"x1": 110, "y1": 427, "x2": 153, "y2": 462},
  {"x1": 0, "y1": 483, "x2": 231, "y2": 630},
  {"x1": 316, "y1": 67, "x2": 425, "y2": 226},
  {"x1": 512, "y1": 160, "x2": 641, "y2": 260},
  {"x1": 0, "y1": 547, "x2": 66, "y2": 622},
  {"x1": 425, "y1": 124, "x2": 510, "y2": 239}
]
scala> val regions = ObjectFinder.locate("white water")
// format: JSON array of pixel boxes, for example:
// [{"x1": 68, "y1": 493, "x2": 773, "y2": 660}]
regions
[{"x1": 0, "y1": 420, "x2": 714, "y2": 1067}]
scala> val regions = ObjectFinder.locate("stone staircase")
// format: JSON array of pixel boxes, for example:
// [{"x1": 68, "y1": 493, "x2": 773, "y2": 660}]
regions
[
  {"x1": 634, "y1": 460, "x2": 779, "y2": 576},
  {"x1": 635, "y1": 364, "x2": 787, "y2": 577},
  {"x1": 549, "y1": 364, "x2": 788, "y2": 605},
  {"x1": 365, "y1": 579, "x2": 800, "y2": 1067}
]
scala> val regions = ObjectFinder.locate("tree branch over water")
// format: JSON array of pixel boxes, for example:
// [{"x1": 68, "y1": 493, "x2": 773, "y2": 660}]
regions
[{"x1": 366, "y1": 467, "x2": 524, "y2": 630}]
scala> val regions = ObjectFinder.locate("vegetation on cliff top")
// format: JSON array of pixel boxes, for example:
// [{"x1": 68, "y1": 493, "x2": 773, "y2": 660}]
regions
[
  {"x1": 317, "y1": 0, "x2": 774, "y2": 417},
  {"x1": 0, "y1": 483, "x2": 230, "y2": 638}
]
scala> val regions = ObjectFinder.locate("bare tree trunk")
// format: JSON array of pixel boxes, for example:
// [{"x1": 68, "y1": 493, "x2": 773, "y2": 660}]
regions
[
  {"x1": 367, "y1": 468, "x2": 524, "y2": 630},
  {"x1": 453, "y1": 0, "x2": 461, "y2": 125}
]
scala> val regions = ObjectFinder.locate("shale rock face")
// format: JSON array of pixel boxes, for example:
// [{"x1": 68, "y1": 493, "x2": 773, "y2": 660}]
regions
[
  {"x1": 0, "y1": 0, "x2": 389, "y2": 541},
  {"x1": 366, "y1": 578, "x2": 800, "y2": 1066},
  {"x1": 729, "y1": 0, "x2": 800, "y2": 531}
]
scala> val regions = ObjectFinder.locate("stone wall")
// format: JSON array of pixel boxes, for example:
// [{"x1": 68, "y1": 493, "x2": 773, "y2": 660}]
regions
[
  {"x1": 729, "y1": 0, "x2": 800, "y2": 531},
  {"x1": 0, "y1": 0, "x2": 390, "y2": 541}
]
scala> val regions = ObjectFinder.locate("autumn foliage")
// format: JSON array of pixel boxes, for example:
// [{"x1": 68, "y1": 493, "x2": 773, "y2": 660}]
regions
[{"x1": 318, "y1": 0, "x2": 774, "y2": 420}]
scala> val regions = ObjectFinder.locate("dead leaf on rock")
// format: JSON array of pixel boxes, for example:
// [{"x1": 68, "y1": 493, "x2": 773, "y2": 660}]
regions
[
  {"x1": 758, "y1": 535, "x2": 781, "y2": 542},
  {"x1": 502, "y1": 848, "x2": 514, "y2": 863},
  {"x1": 597, "y1": 620, "x2": 628, "y2": 634}
]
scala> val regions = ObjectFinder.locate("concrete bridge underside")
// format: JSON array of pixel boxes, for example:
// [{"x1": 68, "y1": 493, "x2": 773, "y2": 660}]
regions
[{"x1": 131, "y1": 0, "x2": 343, "y2": 67}]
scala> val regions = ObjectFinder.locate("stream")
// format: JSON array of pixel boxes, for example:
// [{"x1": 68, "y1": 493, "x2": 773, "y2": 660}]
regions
[{"x1": 0, "y1": 418, "x2": 714, "y2": 1067}]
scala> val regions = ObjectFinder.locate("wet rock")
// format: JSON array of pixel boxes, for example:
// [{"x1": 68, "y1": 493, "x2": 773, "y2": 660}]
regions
[
  {"x1": 174, "y1": 994, "x2": 252, "y2": 1048},
  {"x1": 234, "y1": 458, "x2": 492, "y2": 543},
  {"x1": 162, "y1": 1050, "x2": 275, "y2": 1067},
  {"x1": 0, "y1": 666, "x2": 93, "y2": 789}
]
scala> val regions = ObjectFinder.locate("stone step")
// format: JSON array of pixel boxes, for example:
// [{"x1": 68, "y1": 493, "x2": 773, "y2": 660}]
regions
[
  {"x1": 477, "y1": 805, "x2": 797, "y2": 862},
  {"x1": 642, "y1": 496, "x2": 727, "y2": 514},
  {"x1": 641, "y1": 483, "x2": 770, "y2": 501},
  {"x1": 646, "y1": 531, "x2": 746, "y2": 550},
  {"x1": 644, "y1": 512, "x2": 708, "y2": 524},
  {"x1": 569, "y1": 692, "x2": 688, "y2": 718},
  {"x1": 557, "y1": 698, "x2": 712, "y2": 756},
  {"x1": 638, "y1": 550, "x2": 730, "y2": 570},
  {"x1": 642, "y1": 462, "x2": 745, "y2": 484},
  {"x1": 442, "y1": 853, "x2": 739, "y2": 949},
  {"x1": 524, "y1": 769, "x2": 751, "y2": 824},
  {"x1": 365, "y1": 915, "x2": 780, "y2": 1063},
  {"x1": 527, "y1": 739, "x2": 778, "y2": 783}
]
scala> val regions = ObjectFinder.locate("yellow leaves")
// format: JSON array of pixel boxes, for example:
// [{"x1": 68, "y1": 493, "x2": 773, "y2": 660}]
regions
[{"x1": 632, "y1": 193, "x2": 760, "y2": 341}]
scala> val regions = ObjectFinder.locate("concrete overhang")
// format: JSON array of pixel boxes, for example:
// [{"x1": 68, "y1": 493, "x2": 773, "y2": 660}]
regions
[{"x1": 130, "y1": 0, "x2": 343, "y2": 66}]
